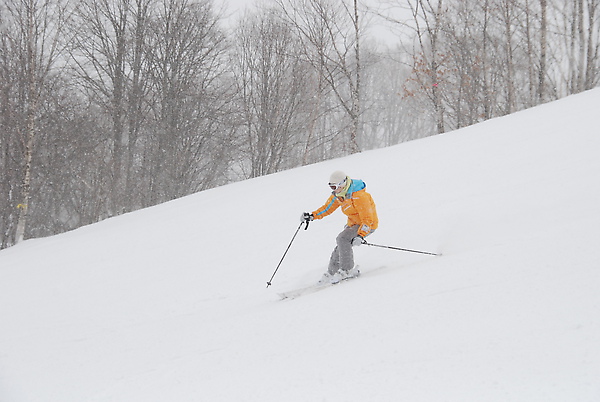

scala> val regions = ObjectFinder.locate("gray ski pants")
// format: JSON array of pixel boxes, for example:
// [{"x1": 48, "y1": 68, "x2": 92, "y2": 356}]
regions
[{"x1": 327, "y1": 225, "x2": 373, "y2": 275}]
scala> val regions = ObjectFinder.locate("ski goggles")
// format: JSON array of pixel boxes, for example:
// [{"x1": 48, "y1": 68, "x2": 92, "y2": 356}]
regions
[{"x1": 329, "y1": 178, "x2": 347, "y2": 191}]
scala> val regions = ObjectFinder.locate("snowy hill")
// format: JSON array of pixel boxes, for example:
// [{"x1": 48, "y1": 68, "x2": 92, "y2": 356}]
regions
[{"x1": 1, "y1": 89, "x2": 600, "y2": 401}]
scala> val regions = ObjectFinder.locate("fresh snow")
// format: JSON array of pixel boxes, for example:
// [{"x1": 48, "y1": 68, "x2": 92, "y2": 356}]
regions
[{"x1": 1, "y1": 89, "x2": 600, "y2": 401}]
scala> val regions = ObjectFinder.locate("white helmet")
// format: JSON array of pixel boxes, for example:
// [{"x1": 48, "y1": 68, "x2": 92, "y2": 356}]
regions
[
  {"x1": 329, "y1": 171, "x2": 348, "y2": 190},
  {"x1": 329, "y1": 170, "x2": 346, "y2": 184}
]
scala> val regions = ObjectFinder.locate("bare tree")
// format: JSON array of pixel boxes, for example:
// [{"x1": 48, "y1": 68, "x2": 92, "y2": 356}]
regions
[
  {"x1": 496, "y1": 0, "x2": 522, "y2": 114},
  {"x1": 583, "y1": 0, "x2": 600, "y2": 90},
  {"x1": 276, "y1": 0, "x2": 364, "y2": 153},
  {"x1": 406, "y1": 0, "x2": 447, "y2": 133},
  {"x1": 360, "y1": 54, "x2": 435, "y2": 147},
  {"x1": 537, "y1": 0, "x2": 548, "y2": 102},
  {"x1": 231, "y1": 8, "x2": 312, "y2": 177},
  {"x1": 0, "y1": 10, "x2": 19, "y2": 248},
  {"x1": 548, "y1": 0, "x2": 600, "y2": 95},
  {"x1": 70, "y1": 0, "x2": 148, "y2": 215},
  {"x1": 126, "y1": 0, "x2": 155, "y2": 207},
  {"x1": 2, "y1": 0, "x2": 71, "y2": 244},
  {"x1": 144, "y1": 0, "x2": 231, "y2": 200}
]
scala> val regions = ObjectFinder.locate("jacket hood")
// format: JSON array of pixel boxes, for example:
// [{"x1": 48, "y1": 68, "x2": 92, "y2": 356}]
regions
[{"x1": 348, "y1": 179, "x2": 366, "y2": 194}]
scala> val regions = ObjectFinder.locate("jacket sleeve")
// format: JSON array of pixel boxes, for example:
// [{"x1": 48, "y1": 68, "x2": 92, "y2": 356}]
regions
[
  {"x1": 312, "y1": 195, "x2": 340, "y2": 220},
  {"x1": 352, "y1": 191, "x2": 378, "y2": 237}
]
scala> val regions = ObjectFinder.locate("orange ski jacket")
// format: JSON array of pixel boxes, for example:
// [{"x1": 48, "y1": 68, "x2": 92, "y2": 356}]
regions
[{"x1": 312, "y1": 179, "x2": 378, "y2": 237}]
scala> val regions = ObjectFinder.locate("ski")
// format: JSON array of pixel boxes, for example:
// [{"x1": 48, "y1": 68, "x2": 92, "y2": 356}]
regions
[{"x1": 278, "y1": 271, "x2": 360, "y2": 300}]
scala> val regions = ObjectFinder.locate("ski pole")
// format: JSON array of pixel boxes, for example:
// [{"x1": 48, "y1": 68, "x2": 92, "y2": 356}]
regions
[
  {"x1": 362, "y1": 240, "x2": 440, "y2": 256},
  {"x1": 266, "y1": 221, "x2": 309, "y2": 287}
]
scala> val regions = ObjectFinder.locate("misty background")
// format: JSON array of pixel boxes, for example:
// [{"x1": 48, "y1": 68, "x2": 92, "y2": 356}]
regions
[{"x1": 1, "y1": 0, "x2": 598, "y2": 249}]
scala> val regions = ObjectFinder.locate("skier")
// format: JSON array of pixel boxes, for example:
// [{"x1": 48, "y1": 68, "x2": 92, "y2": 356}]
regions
[{"x1": 301, "y1": 171, "x2": 378, "y2": 284}]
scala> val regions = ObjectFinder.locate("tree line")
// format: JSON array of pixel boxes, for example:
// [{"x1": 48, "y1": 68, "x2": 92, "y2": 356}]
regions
[{"x1": 1, "y1": 0, "x2": 598, "y2": 249}]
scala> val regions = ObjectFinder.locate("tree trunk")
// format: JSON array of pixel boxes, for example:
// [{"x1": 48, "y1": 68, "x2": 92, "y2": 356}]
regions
[
  {"x1": 15, "y1": 2, "x2": 39, "y2": 244},
  {"x1": 349, "y1": 0, "x2": 361, "y2": 153},
  {"x1": 538, "y1": 0, "x2": 547, "y2": 102},
  {"x1": 15, "y1": 103, "x2": 36, "y2": 243},
  {"x1": 585, "y1": 0, "x2": 599, "y2": 89}
]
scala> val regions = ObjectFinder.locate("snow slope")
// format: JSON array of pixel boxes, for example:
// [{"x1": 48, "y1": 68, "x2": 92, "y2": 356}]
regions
[{"x1": 1, "y1": 89, "x2": 599, "y2": 401}]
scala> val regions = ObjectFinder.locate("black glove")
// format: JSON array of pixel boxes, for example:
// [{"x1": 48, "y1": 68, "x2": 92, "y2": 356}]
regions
[
  {"x1": 351, "y1": 236, "x2": 364, "y2": 246},
  {"x1": 300, "y1": 212, "x2": 314, "y2": 223}
]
